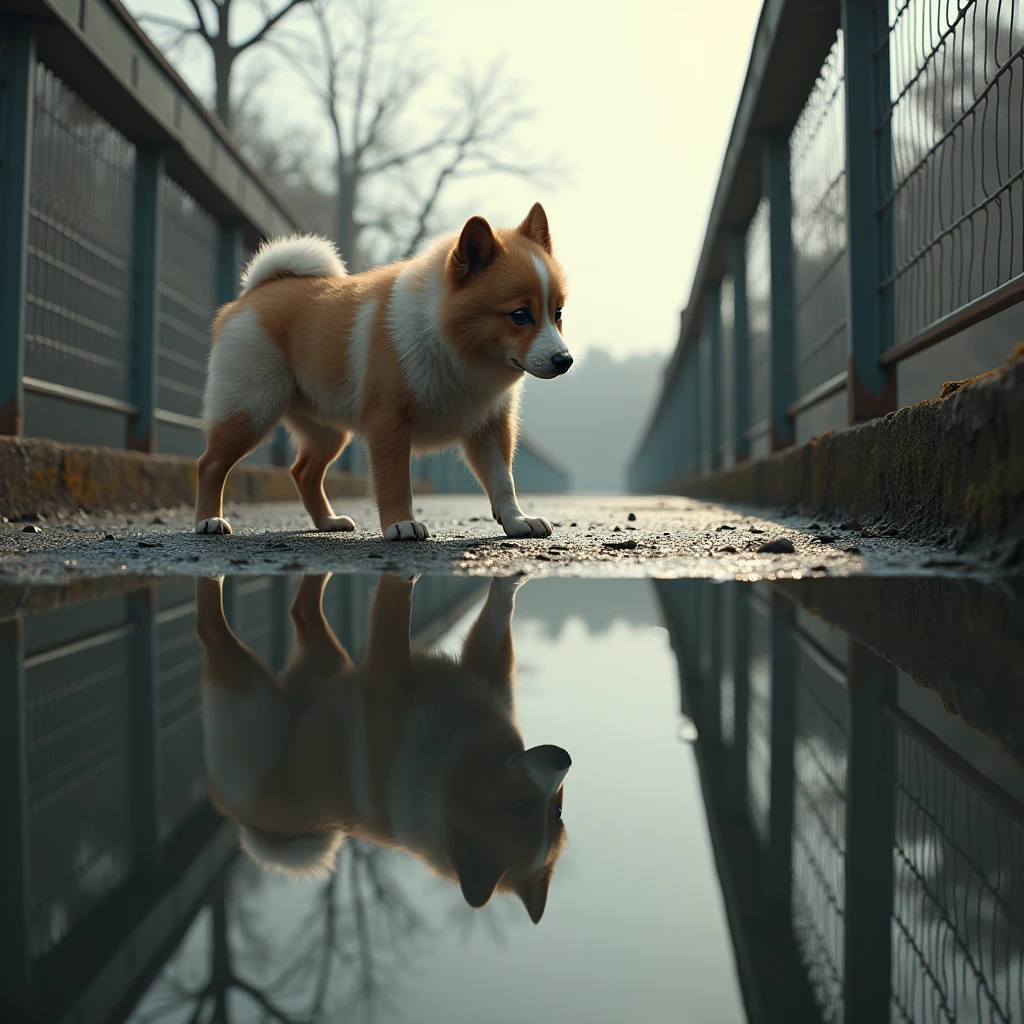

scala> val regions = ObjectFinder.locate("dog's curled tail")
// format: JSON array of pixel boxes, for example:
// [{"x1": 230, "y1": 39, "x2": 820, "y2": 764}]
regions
[
  {"x1": 239, "y1": 826, "x2": 344, "y2": 880},
  {"x1": 240, "y1": 234, "x2": 347, "y2": 295}
]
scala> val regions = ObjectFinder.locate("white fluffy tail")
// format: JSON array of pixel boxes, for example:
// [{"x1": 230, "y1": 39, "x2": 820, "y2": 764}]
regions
[
  {"x1": 239, "y1": 826, "x2": 344, "y2": 880},
  {"x1": 240, "y1": 234, "x2": 347, "y2": 295}
]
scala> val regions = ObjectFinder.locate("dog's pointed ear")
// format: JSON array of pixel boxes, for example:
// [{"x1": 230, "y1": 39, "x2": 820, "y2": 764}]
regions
[
  {"x1": 517, "y1": 868, "x2": 552, "y2": 924},
  {"x1": 450, "y1": 216, "x2": 499, "y2": 279},
  {"x1": 517, "y1": 202, "x2": 552, "y2": 254},
  {"x1": 452, "y1": 835, "x2": 503, "y2": 908}
]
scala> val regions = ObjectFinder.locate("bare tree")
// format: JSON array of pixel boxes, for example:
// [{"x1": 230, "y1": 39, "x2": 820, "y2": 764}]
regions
[
  {"x1": 137, "y1": 0, "x2": 313, "y2": 128},
  {"x1": 276, "y1": 0, "x2": 555, "y2": 268}
]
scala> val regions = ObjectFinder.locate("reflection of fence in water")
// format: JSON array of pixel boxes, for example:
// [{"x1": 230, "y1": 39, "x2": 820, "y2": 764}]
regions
[
  {"x1": 889, "y1": 721, "x2": 1024, "y2": 1024},
  {"x1": 23, "y1": 598, "x2": 134, "y2": 959},
  {"x1": 9, "y1": 572, "x2": 486, "y2": 1021},
  {"x1": 790, "y1": 639, "x2": 847, "y2": 1024},
  {"x1": 746, "y1": 594, "x2": 772, "y2": 846},
  {"x1": 657, "y1": 579, "x2": 1024, "y2": 1024}
]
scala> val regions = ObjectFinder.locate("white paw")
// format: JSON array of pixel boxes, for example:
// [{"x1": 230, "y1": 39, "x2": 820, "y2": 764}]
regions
[
  {"x1": 502, "y1": 516, "x2": 552, "y2": 539},
  {"x1": 196, "y1": 517, "x2": 232, "y2": 535},
  {"x1": 384, "y1": 520, "x2": 430, "y2": 541},
  {"x1": 317, "y1": 515, "x2": 356, "y2": 532}
]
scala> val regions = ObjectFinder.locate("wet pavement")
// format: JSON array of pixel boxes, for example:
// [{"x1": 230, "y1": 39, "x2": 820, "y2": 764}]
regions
[
  {"x1": 2, "y1": 569, "x2": 1022, "y2": 1024},
  {"x1": 0, "y1": 495, "x2": 996, "y2": 585}
]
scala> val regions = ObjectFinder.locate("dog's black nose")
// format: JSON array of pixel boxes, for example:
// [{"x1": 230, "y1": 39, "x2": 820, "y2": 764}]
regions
[
  {"x1": 548, "y1": 746, "x2": 572, "y2": 771},
  {"x1": 551, "y1": 352, "x2": 573, "y2": 374}
]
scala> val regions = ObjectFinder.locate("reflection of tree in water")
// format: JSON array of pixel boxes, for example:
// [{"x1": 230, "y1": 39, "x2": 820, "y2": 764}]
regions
[{"x1": 135, "y1": 839, "x2": 433, "y2": 1024}]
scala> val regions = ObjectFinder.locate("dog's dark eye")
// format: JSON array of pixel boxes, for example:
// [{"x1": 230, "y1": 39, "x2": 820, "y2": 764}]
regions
[
  {"x1": 509, "y1": 798, "x2": 535, "y2": 818},
  {"x1": 510, "y1": 309, "x2": 531, "y2": 325},
  {"x1": 555, "y1": 306, "x2": 563, "y2": 322},
  {"x1": 556, "y1": 804, "x2": 562, "y2": 821}
]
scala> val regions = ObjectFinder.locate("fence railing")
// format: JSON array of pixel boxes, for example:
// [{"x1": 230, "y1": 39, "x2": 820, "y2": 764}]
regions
[
  {"x1": 655, "y1": 577, "x2": 1024, "y2": 1024},
  {"x1": 0, "y1": 1, "x2": 570, "y2": 494},
  {"x1": 629, "y1": 0, "x2": 1024, "y2": 492}
]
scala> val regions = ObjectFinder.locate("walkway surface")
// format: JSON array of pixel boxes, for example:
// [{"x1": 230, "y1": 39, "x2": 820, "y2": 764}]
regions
[{"x1": 0, "y1": 495, "x2": 978, "y2": 585}]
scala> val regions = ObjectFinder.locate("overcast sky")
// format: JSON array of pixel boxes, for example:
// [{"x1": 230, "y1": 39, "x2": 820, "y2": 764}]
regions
[{"x1": 128, "y1": 0, "x2": 763, "y2": 357}]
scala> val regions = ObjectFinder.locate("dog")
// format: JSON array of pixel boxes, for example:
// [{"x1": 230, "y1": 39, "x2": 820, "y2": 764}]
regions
[
  {"x1": 195, "y1": 204, "x2": 572, "y2": 541},
  {"x1": 196, "y1": 573, "x2": 571, "y2": 923}
]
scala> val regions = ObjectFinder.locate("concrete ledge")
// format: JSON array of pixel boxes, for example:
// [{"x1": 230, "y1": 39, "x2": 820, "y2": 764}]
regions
[
  {"x1": 0, "y1": 437, "x2": 375, "y2": 519},
  {"x1": 661, "y1": 346, "x2": 1024, "y2": 558}
]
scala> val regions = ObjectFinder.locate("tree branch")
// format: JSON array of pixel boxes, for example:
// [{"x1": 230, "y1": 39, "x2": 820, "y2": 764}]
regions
[
  {"x1": 184, "y1": 0, "x2": 212, "y2": 41},
  {"x1": 235, "y1": 0, "x2": 312, "y2": 53}
]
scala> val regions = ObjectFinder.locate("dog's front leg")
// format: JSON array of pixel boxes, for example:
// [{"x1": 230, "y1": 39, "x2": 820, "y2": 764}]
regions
[
  {"x1": 366, "y1": 422, "x2": 429, "y2": 541},
  {"x1": 462, "y1": 409, "x2": 552, "y2": 538},
  {"x1": 461, "y1": 575, "x2": 526, "y2": 698},
  {"x1": 364, "y1": 574, "x2": 415, "y2": 683}
]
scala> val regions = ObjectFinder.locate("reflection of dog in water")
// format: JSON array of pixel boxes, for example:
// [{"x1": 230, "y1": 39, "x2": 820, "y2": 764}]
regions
[{"x1": 197, "y1": 574, "x2": 570, "y2": 923}]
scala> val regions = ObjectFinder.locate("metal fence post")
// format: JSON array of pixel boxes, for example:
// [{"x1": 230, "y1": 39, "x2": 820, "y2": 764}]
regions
[
  {"x1": 705, "y1": 584, "x2": 723, "y2": 742},
  {"x1": 729, "y1": 231, "x2": 750, "y2": 463},
  {"x1": 842, "y1": 0, "x2": 896, "y2": 423},
  {"x1": 216, "y1": 222, "x2": 243, "y2": 307},
  {"x1": 0, "y1": 21, "x2": 36, "y2": 438},
  {"x1": 690, "y1": 344, "x2": 701, "y2": 475},
  {"x1": 728, "y1": 585, "x2": 750, "y2": 813},
  {"x1": 706, "y1": 284, "x2": 722, "y2": 470},
  {"x1": 843, "y1": 638, "x2": 896, "y2": 1023},
  {"x1": 764, "y1": 131, "x2": 795, "y2": 451},
  {"x1": 271, "y1": 576, "x2": 290, "y2": 671},
  {"x1": 127, "y1": 147, "x2": 165, "y2": 452},
  {"x1": 765, "y1": 591, "x2": 796, "y2": 917},
  {"x1": 0, "y1": 618, "x2": 30, "y2": 1009},
  {"x1": 129, "y1": 583, "x2": 161, "y2": 874}
]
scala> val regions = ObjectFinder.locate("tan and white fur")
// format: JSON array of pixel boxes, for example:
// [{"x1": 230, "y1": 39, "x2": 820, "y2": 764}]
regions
[
  {"x1": 195, "y1": 204, "x2": 572, "y2": 541},
  {"x1": 197, "y1": 573, "x2": 571, "y2": 923}
]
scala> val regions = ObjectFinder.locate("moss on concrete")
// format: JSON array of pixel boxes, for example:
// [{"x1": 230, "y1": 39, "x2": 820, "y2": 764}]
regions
[
  {"x1": 666, "y1": 347, "x2": 1024, "y2": 558},
  {"x1": 0, "y1": 437, "x2": 376, "y2": 519}
]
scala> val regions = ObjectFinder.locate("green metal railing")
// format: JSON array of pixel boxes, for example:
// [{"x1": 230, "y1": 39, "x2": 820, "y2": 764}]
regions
[
  {"x1": 630, "y1": 0, "x2": 1024, "y2": 492},
  {"x1": 0, "y1": 1, "x2": 570, "y2": 494}
]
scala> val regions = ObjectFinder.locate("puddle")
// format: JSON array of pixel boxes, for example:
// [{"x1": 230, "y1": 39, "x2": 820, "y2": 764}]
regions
[{"x1": 1, "y1": 573, "x2": 1022, "y2": 1023}]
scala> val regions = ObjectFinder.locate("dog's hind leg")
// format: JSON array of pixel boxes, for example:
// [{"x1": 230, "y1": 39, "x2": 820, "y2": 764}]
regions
[
  {"x1": 196, "y1": 308, "x2": 293, "y2": 535},
  {"x1": 283, "y1": 409, "x2": 356, "y2": 532},
  {"x1": 195, "y1": 412, "x2": 273, "y2": 534}
]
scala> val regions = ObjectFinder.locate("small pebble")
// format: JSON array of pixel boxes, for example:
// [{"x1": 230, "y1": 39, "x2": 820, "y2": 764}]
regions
[
  {"x1": 22, "y1": 524, "x2": 41, "y2": 534},
  {"x1": 756, "y1": 538, "x2": 796, "y2": 554},
  {"x1": 613, "y1": 525, "x2": 622, "y2": 533},
  {"x1": 151, "y1": 516, "x2": 165, "y2": 525},
  {"x1": 627, "y1": 512, "x2": 637, "y2": 521},
  {"x1": 840, "y1": 520, "x2": 862, "y2": 531},
  {"x1": 808, "y1": 523, "x2": 821, "y2": 531},
  {"x1": 843, "y1": 546, "x2": 862, "y2": 555},
  {"x1": 717, "y1": 544, "x2": 738, "y2": 554},
  {"x1": 716, "y1": 524, "x2": 736, "y2": 531}
]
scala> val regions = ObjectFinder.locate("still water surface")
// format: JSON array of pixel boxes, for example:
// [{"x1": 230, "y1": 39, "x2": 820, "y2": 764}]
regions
[{"x1": 3, "y1": 573, "x2": 1022, "y2": 1023}]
